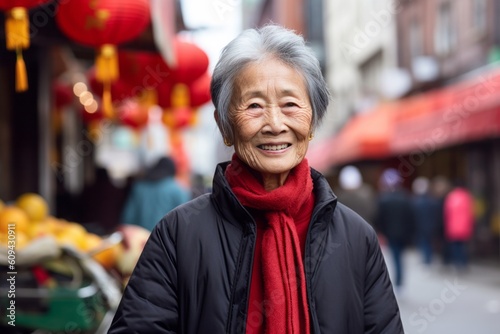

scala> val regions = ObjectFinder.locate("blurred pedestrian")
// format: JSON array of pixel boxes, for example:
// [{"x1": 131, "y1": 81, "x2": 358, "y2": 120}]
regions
[
  {"x1": 374, "y1": 168, "x2": 415, "y2": 295},
  {"x1": 443, "y1": 181, "x2": 475, "y2": 272},
  {"x1": 190, "y1": 173, "x2": 211, "y2": 199},
  {"x1": 430, "y1": 175, "x2": 452, "y2": 266},
  {"x1": 121, "y1": 156, "x2": 190, "y2": 231},
  {"x1": 411, "y1": 176, "x2": 440, "y2": 266},
  {"x1": 81, "y1": 167, "x2": 131, "y2": 234},
  {"x1": 336, "y1": 165, "x2": 376, "y2": 226}
]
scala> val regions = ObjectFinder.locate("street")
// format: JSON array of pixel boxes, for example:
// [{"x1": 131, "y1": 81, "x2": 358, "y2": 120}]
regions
[{"x1": 382, "y1": 247, "x2": 500, "y2": 334}]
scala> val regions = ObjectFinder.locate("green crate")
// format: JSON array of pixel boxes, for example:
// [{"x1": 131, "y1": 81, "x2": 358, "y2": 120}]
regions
[{"x1": 2, "y1": 282, "x2": 108, "y2": 332}]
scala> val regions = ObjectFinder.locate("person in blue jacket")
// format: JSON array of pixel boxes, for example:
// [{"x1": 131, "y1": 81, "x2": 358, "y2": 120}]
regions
[{"x1": 121, "y1": 156, "x2": 190, "y2": 231}]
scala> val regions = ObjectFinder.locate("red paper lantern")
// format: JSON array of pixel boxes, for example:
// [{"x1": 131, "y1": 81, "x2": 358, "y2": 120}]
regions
[
  {"x1": 55, "y1": 0, "x2": 150, "y2": 47},
  {"x1": 117, "y1": 99, "x2": 149, "y2": 129},
  {"x1": 56, "y1": 0, "x2": 151, "y2": 118},
  {"x1": 88, "y1": 68, "x2": 136, "y2": 102},
  {"x1": 53, "y1": 81, "x2": 73, "y2": 109},
  {"x1": 163, "y1": 107, "x2": 191, "y2": 130},
  {"x1": 188, "y1": 71, "x2": 212, "y2": 107},
  {"x1": 80, "y1": 105, "x2": 104, "y2": 124},
  {"x1": 156, "y1": 80, "x2": 174, "y2": 109},
  {"x1": 170, "y1": 39, "x2": 209, "y2": 84},
  {"x1": 0, "y1": 1, "x2": 49, "y2": 9},
  {"x1": 0, "y1": 0, "x2": 51, "y2": 91}
]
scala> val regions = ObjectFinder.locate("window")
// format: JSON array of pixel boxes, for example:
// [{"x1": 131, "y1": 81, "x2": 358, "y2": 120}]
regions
[
  {"x1": 434, "y1": 2, "x2": 456, "y2": 55},
  {"x1": 409, "y1": 18, "x2": 422, "y2": 59},
  {"x1": 472, "y1": 0, "x2": 487, "y2": 33}
]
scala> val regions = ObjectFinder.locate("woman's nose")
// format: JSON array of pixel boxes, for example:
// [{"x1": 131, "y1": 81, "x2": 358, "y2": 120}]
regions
[{"x1": 262, "y1": 107, "x2": 287, "y2": 134}]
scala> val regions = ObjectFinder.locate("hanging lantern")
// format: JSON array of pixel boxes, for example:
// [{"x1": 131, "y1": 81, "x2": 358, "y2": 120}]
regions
[
  {"x1": 120, "y1": 51, "x2": 169, "y2": 91},
  {"x1": 188, "y1": 71, "x2": 211, "y2": 107},
  {"x1": 80, "y1": 105, "x2": 104, "y2": 125},
  {"x1": 0, "y1": 0, "x2": 51, "y2": 91},
  {"x1": 88, "y1": 51, "x2": 168, "y2": 107},
  {"x1": 53, "y1": 81, "x2": 74, "y2": 110},
  {"x1": 156, "y1": 80, "x2": 173, "y2": 109},
  {"x1": 56, "y1": 0, "x2": 151, "y2": 118},
  {"x1": 117, "y1": 98, "x2": 149, "y2": 129},
  {"x1": 170, "y1": 39, "x2": 209, "y2": 84},
  {"x1": 88, "y1": 68, "x2": 136, "y2": 103}
]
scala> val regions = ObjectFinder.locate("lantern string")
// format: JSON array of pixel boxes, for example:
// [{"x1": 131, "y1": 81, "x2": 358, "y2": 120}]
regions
[
  {"x1": 171, "y1": 84, "x2": 190, "y2": 107},
  {"x1": 102, "y1": 81, "x2": 113, "y2": 119}
]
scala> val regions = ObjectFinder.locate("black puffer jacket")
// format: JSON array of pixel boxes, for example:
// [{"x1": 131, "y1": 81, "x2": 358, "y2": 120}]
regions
[{"x1": 109, "y1": 163, "x2": 403, "y2": 333}]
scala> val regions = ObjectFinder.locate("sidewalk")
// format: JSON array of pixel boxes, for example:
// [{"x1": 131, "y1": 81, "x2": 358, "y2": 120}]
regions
[{"x1": 381, "y1": 247, "x2": 500, "y2": 334}]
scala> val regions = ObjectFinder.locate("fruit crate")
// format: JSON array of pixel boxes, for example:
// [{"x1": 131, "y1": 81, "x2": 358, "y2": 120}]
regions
[{"x1": 0, "y1": 277, "x2": 108, "y2": 332}]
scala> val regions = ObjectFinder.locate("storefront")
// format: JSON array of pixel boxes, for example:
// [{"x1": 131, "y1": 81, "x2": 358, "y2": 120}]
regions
[{"x1": 308, "y1": 65, "x2": 500, "y2": 258}]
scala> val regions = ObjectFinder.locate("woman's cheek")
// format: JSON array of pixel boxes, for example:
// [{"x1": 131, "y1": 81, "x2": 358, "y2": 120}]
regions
[{"x1": 290, "y1": 111, "x2": 312, "y2": 132}]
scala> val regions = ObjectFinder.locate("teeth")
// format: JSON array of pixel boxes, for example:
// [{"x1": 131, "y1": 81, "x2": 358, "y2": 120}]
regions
[{"x1": 260, "y1": 144, "x2": 289, "y2": 151}]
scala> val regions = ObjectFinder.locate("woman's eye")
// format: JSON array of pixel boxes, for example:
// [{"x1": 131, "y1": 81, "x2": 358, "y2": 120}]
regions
[
  {"x1": 284, "y1": 102, "x2": 298, "y2": 107},
  {"x1": 248, "y1": 103, "x2": 261, "y2": 109}
]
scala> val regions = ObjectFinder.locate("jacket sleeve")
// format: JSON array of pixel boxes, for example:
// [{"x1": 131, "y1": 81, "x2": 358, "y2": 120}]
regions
[
  {"x1": 363, "y1": 231, "x2": 404, "y2": 333},
  {"x1": 108, "y1": 216, "x2": 178, "y2": 333}
]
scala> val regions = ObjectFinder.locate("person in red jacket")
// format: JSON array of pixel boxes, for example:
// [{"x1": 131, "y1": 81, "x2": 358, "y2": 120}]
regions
[{"x1": 443, "y1": 182, "x2": 475, "y2": 271}]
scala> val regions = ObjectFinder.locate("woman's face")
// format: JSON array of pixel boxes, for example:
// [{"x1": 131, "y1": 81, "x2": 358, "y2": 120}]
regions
[{"x1": 229, "y1": 58, "x2": 313, "y2": 187}]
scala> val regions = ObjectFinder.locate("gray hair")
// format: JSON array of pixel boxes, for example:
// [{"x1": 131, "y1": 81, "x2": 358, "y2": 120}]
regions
[{"x1": 211, "y1": 24, "x2": 331, "y2": 141}]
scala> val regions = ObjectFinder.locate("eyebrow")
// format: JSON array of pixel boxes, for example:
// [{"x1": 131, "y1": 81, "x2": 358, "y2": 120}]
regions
[{"x1": 240, "y1": 89, "x2": 301, "y2": 100}]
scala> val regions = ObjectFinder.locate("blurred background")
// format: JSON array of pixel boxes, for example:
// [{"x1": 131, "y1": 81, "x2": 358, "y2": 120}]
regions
[{"x1": 0, "y1": 0, "x2": 499, "y2": 333}]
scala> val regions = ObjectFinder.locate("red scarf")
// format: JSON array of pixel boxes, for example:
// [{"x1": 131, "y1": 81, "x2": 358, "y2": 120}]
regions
[{"x1": 225, "y1": 154, "x2": 312, "y2": 334}]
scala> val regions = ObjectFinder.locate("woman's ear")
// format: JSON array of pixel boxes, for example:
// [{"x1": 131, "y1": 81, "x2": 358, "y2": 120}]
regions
[
  {"x1": 214, "y1": 109, "x2": 224, "y2": 136},
  {"x1": 213, "y1": 110, "x2": 219, "y2": 125},
  {"x1": 214, "y1": 110, "x2": 222, "y2": 132}
]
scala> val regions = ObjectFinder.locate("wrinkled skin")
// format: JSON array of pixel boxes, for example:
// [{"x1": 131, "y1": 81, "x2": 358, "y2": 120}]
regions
[{"x1": 225, "y1": 57, "x2": 313, "y2": 191}]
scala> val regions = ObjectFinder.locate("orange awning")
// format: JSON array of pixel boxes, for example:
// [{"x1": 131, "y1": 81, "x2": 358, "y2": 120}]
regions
[
  {"x1": 308, "y1": 66, "x2": 500, "y2": 171},
  {"x1": 391, "y1": 68, "x2": 500, "y2": 154},
  {"x1": 307, "y1": 103, "x2": 396, "y2": 171}
]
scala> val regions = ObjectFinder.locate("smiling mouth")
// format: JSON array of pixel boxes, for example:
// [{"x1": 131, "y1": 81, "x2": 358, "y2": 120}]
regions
[{"x1": 258, "y1": 144, "x2": 291, "y2": 151}]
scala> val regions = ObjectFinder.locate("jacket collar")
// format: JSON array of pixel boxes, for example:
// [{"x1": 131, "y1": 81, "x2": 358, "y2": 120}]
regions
[
  {"x1": 211, "y1": 162, "x2": 256, "y2": 231},
  {"x1": 310, "y1": 168, "x2": 338, "y2": 223},
  {"x1": 211, "y1": 162, "x2": 337, "y2": 230}
]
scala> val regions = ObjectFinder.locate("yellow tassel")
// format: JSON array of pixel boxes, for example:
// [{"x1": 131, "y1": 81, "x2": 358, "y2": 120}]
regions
[
  {"x1": 189, "y1": 109, "x2": 199, "y2": 126},
  {"x1": 96, "y1": 44, "x2": 119, "y2": 83},
  {"x1": 6, "y1": 7, "x2": 30, "y2": 51},
  {"x1": 96, "y1": 45, "x2": 119, "y2": 119},
  {"x1": 15, "y1": 49, "x2": 28, "y2": 92},
  {"x1": 171, "y1": 84, "x2": 190, "y2": 107},
  {"x1": 162, "y1": 109, "x2": 175, "y2": 129},
  {"x1": 6, "y1": 8, "x2": 30, "y2": 92},
  {"x1": 139, "y1": 88, "x2": 158, "y2": 108},
  {"x1": 102, "y1": 82, "x2": 113, "y2": 118}
]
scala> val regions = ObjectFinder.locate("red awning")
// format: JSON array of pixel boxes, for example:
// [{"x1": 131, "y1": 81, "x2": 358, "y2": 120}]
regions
[
  {"x1": 391, "y1": 68, "x2": 500, "y2": 154},
  {"x1": 307, "y1": 104, "x2": 395, "y2": 170},
  {"x1": 307, "y1": 66, "x2": 500, "y2": 171}
]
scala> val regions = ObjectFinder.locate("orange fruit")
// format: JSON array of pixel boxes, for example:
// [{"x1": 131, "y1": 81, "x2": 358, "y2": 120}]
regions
[
  {"x1": 0, "y1": 233, "x2": 8, "y2": 246},
  {"x1": 0, "y1": 206, "x2": 30, "y2": 234},
  {"x1": 26, "y1": 221, "x2": 51, "y2": 239},
  {"x1": 82, "y1": 233, "x2": 103, "y2": 252},
  {"x1": 15, "y1": 232, "x2": 29, "y2": 249},
  {"x1": 16, "y1": 193, "x2": 48, "y2": 221},
  {"x1": 55, "y1": 222, "x2": 88, "y2": 250},
  {"x1": 93, "y1": 242, "x2": 124, "y2": 269},
  {"x1": 45, "y1": 217, "x2": 67, "y2": 235},
  {"x1": 0, "y1": 229, "x2": 29, "y2": 249},
  {"x1": 116, "y1": 224, "x2": 150, "y2": 275}
]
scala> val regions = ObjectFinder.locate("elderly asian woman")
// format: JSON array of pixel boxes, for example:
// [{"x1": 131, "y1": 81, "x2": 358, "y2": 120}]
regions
[{"x1": 109, "y1": 25, "x2": 403, "y2": 334}]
